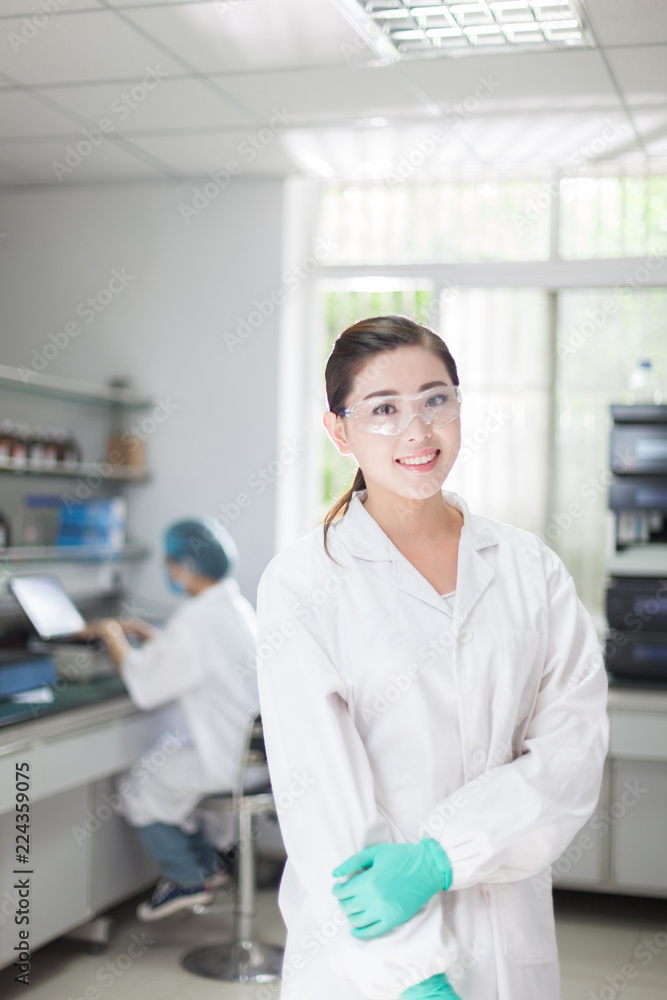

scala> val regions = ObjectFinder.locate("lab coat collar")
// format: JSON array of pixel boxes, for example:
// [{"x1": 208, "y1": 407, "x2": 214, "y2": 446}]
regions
[
  {"x1": 194, "y1": 576, "x2": 240, "y2": 601},
  {"x1": 333, "y1": 487, "x2": 498, "y2": 625},
  {"x1": 335, "y1": 487, "x2": 498, "y2": 559}
]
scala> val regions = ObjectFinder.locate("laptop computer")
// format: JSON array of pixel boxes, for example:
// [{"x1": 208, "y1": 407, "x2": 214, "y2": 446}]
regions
[{"x1": 8, "y1": 574, "x2": 102, "y2": 644}]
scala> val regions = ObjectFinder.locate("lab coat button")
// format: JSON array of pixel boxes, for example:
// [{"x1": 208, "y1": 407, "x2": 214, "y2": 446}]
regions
[{"x1": 457, "y1": 626, "x2": 473, "y2": 643}]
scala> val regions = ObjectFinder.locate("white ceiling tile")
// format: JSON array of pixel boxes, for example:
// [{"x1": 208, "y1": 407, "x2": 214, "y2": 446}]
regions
[
  {"x1": 583, "y1": 0, "x2": 667, "y2": 46},
  {"x1": 126, "y1": 130, "x2": 298, "y2": 175},
  {"x1": 105, "y1": 0, "x2": 228, "y2": 5},
  {"x1": 282, "y1": 123, "x2": 469, "y2": 180},
  {"x1": 0, "y1": 136, "x2": 165, "y2": 184},
  {"x1": 33, "y1": 77, "x2": 252, "y2": 131},
  {"x1": 606, "y1": 46, "x2": 667, "y2": 107},
  {"x1": 216, "y1": 65, "x2": 424, "y2": 122},
  {"x1": 0, "y1": 10, "x2": 185, "y2": 85},
  {"x1": 436, "y1": 113, "x2": 591, "y2": 167},
  {"x1": 631, "y1": 109, "x2": 667, "y2": 156},
  {"x1": 506, "y1": 111, "x2": 637, "y2": 164},
  {"x1": 0, "y1": 89, "x2": 87, "y2": 137},
  {"x1": 1, "y1": 0, "x2": 102, "y2": 12},
  {"x1": 286, "y1": 113, "x2": 644, "y2": 176},
  {"x1": 400, "y1": 49, "x2": 621, "y2": 113},
  {"x1": 105, "y1": 0, "x2": 199, "y2": 4},
  {"x1": 335, "y1": 111, "x2": 641, "y2": 171},
  {"x1": 121, "y1": 0, "x2": 377, "y2": 74},
  {"x1": 0, "y1": 0, "x2": 660, "y2": 184}
]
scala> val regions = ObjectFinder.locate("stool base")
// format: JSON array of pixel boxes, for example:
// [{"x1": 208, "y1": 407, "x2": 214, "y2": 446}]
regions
[{"x1": 182, "y1": 938, "x2": 283, "y2": 983}]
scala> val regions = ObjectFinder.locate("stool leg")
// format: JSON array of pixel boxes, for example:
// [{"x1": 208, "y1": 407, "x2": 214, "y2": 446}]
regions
[
  {"x1": 237, "y1": 799, "x2": 255, "y2": 942},
  {"x1": 181, "y1": 801, "x2": 284, "y2": 982}
]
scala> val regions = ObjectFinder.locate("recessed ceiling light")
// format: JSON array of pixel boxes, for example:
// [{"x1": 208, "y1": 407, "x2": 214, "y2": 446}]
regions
[
  {"x1": 332, "y1": 0, "x2": 592, "y2": 57},
  {"x1": 393, "y1": 28, "x2": 428, "y2": 38},
  {"x1": 425, "y1": 25, "x2": 463, "y2": 35},
  {"x1": 370, "y1": 8, "x2": 412, "y2": 18},
  {"x1": 464, "y1": 24, "x2": 503, "y2": 34},
  {"x1": 490, "y1": 1, "x2": 531, "y2": 10},
  {"x1": 541, "y1": 17, "x2": 578, "y2": 28},
  {"x1": 409, "y1": 5, "x2": 455, "y2": 15}
]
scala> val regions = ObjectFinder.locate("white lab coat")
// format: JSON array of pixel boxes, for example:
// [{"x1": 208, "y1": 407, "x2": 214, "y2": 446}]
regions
[
  {"x1": 255, "y1": 488, "x2": 609, "y2": 1000},
  {"x1": 117, "y1": 576, "x2": 260, "y2": 829}
]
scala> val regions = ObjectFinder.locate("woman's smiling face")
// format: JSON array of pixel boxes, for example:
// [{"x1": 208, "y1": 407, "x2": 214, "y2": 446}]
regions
[{"x1": 323, "y1": 345, "x2": 461, "y2": 504}]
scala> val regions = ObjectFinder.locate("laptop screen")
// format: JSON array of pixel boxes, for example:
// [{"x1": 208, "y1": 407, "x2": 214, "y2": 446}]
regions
[{"x1": 9, "y1": 575, "x2": 87, "y2": 641}]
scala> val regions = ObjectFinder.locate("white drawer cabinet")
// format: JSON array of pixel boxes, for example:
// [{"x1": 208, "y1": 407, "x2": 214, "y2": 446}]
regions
[
  {"x1": 554, "y1": 695, "x2": 667, "y2": 898},
  {"x1": 0, "y1": 700, "x2": 179, "y2": 971},
  {"x1": 610, "y1": 712, "x2": 667, "y2": 761},
  {"x1": 0, "y1": 786, "x2": 90, "y2": 968},
  {"x1": 89, "y1": 776, "x2": 159, "y2": 913},
  {"x1": 552, "y1": 764, "x2": 611, "y2": 889},
  {"x1": 611, "y1": 758, "x2": 667, "y2": 892}
]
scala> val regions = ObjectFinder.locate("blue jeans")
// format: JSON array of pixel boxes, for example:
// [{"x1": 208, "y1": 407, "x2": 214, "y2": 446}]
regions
[{"x1": 136, "y1": 821, "x2": 220, "y2": 888}]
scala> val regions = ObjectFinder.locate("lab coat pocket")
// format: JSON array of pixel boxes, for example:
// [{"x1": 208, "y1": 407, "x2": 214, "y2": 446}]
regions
[{"x1": 491, "y1": 870, "x2": 558, "y2": 965}]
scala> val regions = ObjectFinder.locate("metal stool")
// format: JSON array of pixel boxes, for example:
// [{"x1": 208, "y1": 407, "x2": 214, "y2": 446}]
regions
[{"x1": 181, "y1": 711, "x2": 284, "y2": 983}]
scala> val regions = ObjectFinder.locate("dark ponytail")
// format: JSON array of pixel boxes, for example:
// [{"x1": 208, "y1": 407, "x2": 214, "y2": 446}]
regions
[{"x1": 321, "y1": 315, "x2": 458, "y2": 561}]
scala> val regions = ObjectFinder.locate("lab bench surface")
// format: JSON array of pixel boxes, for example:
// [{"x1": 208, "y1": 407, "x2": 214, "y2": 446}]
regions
[
  {"x1": 0, "y1": 674, "x2": 129, "y2": 731},
  {"x1": 607, "y1": 677, "x2": 667, "y2": 711}
]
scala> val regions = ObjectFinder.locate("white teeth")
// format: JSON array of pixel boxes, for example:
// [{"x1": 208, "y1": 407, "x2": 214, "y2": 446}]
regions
[{"x1": 397, "y1": 450, "x2": 438, "y2": 466}]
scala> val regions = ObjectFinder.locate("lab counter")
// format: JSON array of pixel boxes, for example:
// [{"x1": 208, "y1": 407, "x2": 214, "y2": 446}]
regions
[
  {"x1": 0, "y1": 682, "x2": 180, "y2": 971},
  {"x1": 0, "y1": 674, "x2": 128, "y2": 730},
  {"x1": 608, "y1": 679, "x2": 667, "y2": 714},
  {"x1": 553, "y1": 680, "x2": 667, "y2": 897}
]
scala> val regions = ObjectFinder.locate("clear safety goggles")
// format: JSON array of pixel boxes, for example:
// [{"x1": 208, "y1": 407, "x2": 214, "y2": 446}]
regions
[{"x1": 336, "y1": 385, "x2": 461, "y2": 436}]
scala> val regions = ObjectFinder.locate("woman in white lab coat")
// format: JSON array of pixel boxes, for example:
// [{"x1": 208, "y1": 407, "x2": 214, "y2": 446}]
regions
[
  {"x1": 255, "y1": 316, "x2": 609, "y2": 1000},
  {"x1": 80, "y1": 518, "x2": 261, "y2": 921}
]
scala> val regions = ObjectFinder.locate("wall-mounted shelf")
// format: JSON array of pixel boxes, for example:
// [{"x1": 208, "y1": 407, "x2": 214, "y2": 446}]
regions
[
  {"x1": 0, "y1": 368, "x2": 152, "y2": 566},
  {"x1": 0, "y1": 462, "x2": 148, "y2": 483},
  {"x1": 0, "y1": 365, "x2": 152, "y2": 410},
  {"x1": 0, "y1": 543, "x2": 150, "y2": 564}
]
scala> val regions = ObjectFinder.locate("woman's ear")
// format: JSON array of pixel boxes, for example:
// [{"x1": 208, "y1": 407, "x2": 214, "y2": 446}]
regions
[{"x1": 323, "y1": 411, "x2": 352, "y2": 456}]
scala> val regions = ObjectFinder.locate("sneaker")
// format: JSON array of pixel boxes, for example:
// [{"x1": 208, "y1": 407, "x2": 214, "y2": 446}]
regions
[{"x1": 136, "y1": 879, "x2": 214, "y2": 921}]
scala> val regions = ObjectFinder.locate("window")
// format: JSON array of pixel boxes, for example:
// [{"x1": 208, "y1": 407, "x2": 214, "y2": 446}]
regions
[
  {"x1": 560, "y1": 174, "x2": 667, "y2": 259},
  {"x1": 289, "y1": 165, "x2": 667, "y2": 624},
  {"x1": 554, "y1": 287, "x2": 667, "y2": 609},
  {"x1": 320, "y1": 177, "x2": 551, "y2": 263},
  {"x1": 441, "y1": 287, "x2": 551, "y2": 537}
]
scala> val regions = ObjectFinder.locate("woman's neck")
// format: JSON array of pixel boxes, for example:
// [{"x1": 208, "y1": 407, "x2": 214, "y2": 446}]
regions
[{"x1": 362, "y1": 484, "x2": 461, "y2": 547}]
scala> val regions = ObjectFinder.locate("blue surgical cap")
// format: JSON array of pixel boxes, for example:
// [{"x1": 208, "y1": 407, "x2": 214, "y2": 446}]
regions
[{"x1": 164, "y1": 518, "x2": 239, "y2": 580}]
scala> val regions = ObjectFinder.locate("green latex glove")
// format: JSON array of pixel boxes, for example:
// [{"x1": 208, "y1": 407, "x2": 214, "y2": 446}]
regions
[
  {"x1": 402, "y1": 973, "x2": 462, "y2": 999},
  {"x1": 331, "y1": 839, "x2": 452, "y2": 939}
]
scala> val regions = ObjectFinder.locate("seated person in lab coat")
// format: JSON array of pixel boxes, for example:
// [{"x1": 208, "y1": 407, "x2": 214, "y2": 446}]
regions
[{"x1": 78, "y1": 518, "x2": 261, "y2": 921}]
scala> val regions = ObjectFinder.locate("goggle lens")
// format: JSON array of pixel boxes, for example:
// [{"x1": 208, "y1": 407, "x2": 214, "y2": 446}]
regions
[{"x1": 343, "y1": 387, "x2": 461, "y2": 435}]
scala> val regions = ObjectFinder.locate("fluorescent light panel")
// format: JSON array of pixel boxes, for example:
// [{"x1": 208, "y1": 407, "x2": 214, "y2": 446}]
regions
[{"x1": 360, "y1": 0, "x2": 590, "y2": 55}]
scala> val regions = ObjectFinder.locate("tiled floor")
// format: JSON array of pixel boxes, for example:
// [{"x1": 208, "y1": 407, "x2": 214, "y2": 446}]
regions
[
  {"x1": 555, "y1": 892, "x2": 667, "y2": 1000},
  {"x1": 1, "y1": 885, "x2": 665, "y2": 998}
]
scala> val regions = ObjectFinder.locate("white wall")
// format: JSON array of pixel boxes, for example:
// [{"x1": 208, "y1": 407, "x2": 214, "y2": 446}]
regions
[{"x1": 0, "y1": 178, "x2": 285, "y2": 612}]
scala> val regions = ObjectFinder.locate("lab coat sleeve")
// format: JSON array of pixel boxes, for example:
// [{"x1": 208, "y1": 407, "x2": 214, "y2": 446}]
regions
[
  {"x1": 419, "y1": 548, "x2": 610, "y2": 890},
  {"x1": 120, "y1": 618, "x2": 206, "y2": 709},
  {"x1": 256, "y1": 566, "x2": 460, "y2": 1000}
]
